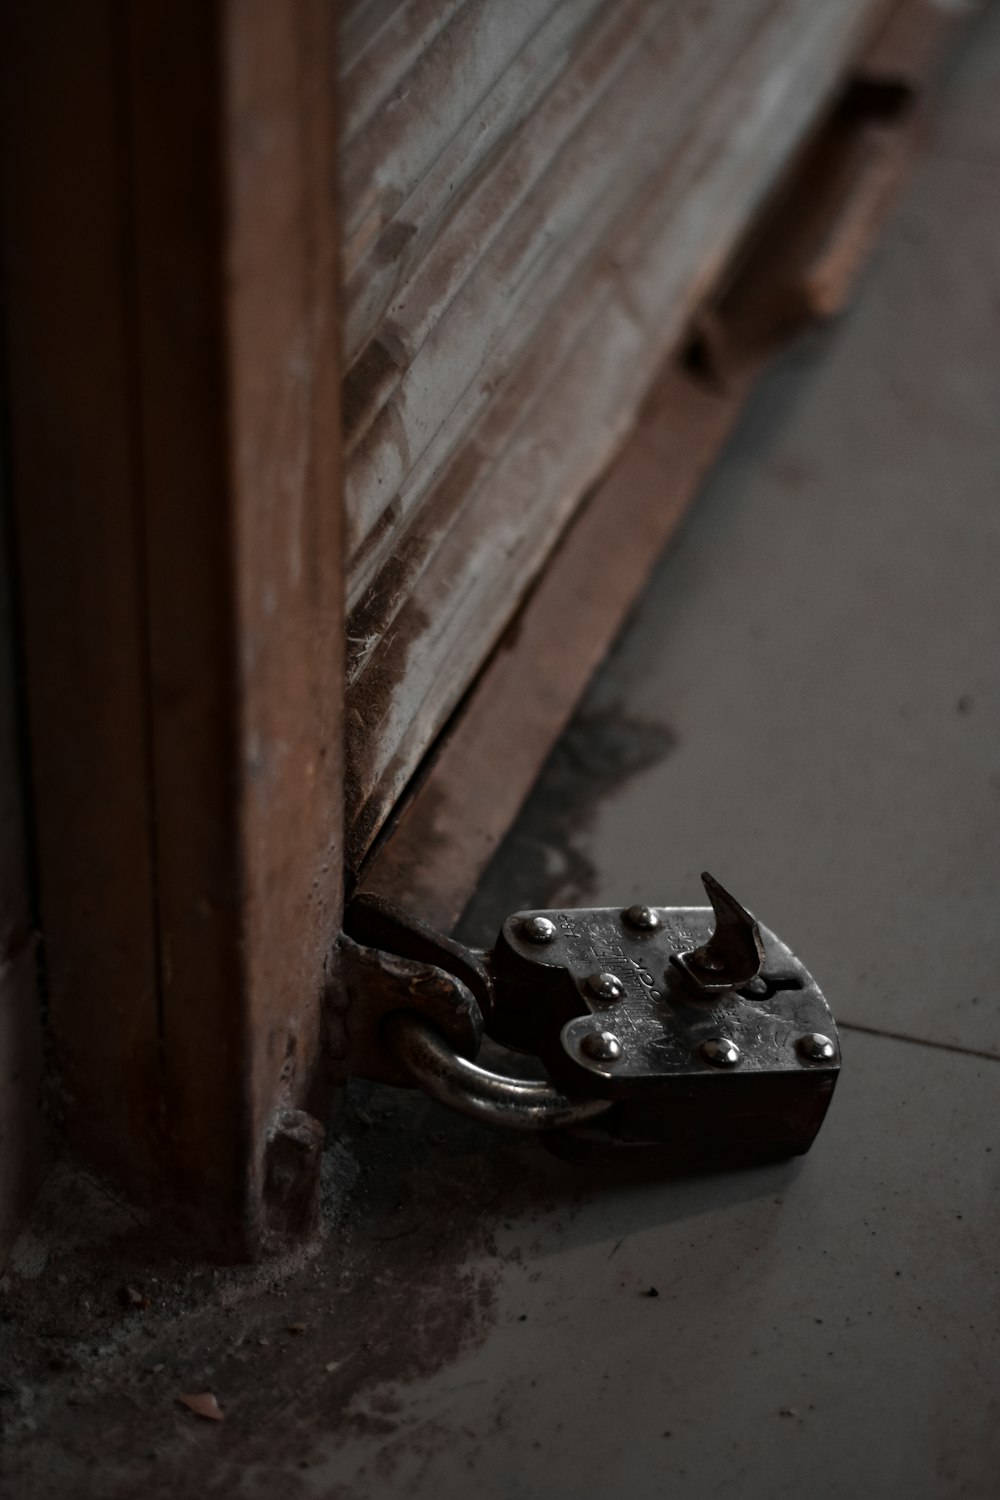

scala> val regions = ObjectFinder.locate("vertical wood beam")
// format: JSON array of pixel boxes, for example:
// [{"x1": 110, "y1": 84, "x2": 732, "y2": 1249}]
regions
[
  {"x1": 0, "y1": 0, "x2": 343, "y2": 1255},
  {"x1": 125, "y1": 0, "x2": 343, "y2": 1248}
]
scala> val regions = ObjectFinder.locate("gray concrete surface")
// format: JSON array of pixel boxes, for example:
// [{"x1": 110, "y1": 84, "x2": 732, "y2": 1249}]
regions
[
  {"x1": 3, "y1": 13, "x2": 999, "y2": 1499},
  {"x1": 309, "y1": 1038, "x2": 998, "y2": 1499}
]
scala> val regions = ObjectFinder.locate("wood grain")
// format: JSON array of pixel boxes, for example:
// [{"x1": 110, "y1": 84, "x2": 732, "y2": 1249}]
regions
[
  {"x1": 358, "y1": 0, "x2": 954, "y2": 927},
  {"x1": 344, "y1": 0, "x2": 883, "y2": 862},
  {"x1": 1, "y1": 0, "x2": 342, "y2": 1255},
  {"x1": 124, "y1": 0, "x2": 343, "y2": 1250},
  {"x1": 341, "y1": 0, "x2": 634, "y2": 373},
  {"x1": 342, "y1": 0, "x2": 731, "y2": 571}
]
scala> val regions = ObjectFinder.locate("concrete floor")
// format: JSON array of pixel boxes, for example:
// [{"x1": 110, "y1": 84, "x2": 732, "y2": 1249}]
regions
[{"x1": 3, "y1": 13, "x2": 999, "y2": 1498}]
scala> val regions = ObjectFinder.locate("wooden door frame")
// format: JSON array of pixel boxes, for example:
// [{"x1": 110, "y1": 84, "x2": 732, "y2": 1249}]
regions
[{"x1": 1, "y1": 0, "x2": 342, "y2": 1258}]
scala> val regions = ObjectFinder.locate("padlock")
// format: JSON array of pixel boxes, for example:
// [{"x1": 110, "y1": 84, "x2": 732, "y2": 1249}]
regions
[{"x1": 338, "y1": 873, "x2": 840, "y2": 1169}]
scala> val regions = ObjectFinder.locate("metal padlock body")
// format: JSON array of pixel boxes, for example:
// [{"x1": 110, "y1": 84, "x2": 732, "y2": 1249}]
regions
[{"x1": 491, "y1": 905, "x2": 840, "y2": 1166}]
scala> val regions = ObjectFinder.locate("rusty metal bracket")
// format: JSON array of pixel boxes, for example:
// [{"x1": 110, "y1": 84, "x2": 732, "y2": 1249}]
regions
[{"x1": 336, "y1": 934, "x2": 483, "y2": 1090}]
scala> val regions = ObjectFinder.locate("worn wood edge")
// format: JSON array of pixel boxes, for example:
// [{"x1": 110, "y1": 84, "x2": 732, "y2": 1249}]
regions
[
  {"x1": 356, "y1": 0, "x2": 964, "y2": 934},
  {"x1": 228, "y1": 0, "x2": 345, "y2": 1247},
  {"x1": 125, "y1": 0, "x2": 344, "y2": 1254}
]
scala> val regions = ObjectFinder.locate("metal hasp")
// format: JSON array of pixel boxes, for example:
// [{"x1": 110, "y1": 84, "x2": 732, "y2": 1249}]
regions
[{"x1": 338, "y1": 874, "x2": 840, "y2": 1171}]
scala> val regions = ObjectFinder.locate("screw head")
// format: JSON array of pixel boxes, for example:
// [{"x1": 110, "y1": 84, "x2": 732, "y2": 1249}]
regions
[
  {"x1": 580, "y1": 1030, "x2": 623, "y2": 1063},
  {"x1": 586, "y1": 972, "x2": 624, "y2": 1002},
  {"x1": 700, "y1": 1036, "x2": 741, "y2": 1068},
  {"x1": 521, "y1": 915, "x2": 557, "y2": 945},
  {"x1": 623, "y1": 904, "x2": 662, "y2": 931},
  {"x1": 797, "y1": 1032, "x2": 836, "y2": 1063}
]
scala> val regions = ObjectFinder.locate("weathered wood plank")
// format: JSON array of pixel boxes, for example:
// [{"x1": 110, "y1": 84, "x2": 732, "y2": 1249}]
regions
[
  {"x1": 1, "y1": 0, "x2": 343, "y2": 1255},
  {"x1": 343, "y1": 0, "x2": 557, "y2": 272},
  {"x1": 341, "y1": 0, "x2": 470, "y2": 146},
  {"x1": 343, "y1": 0, "x2": 743, "y2": 566},
  {"x1": 345, "y1": 0, "x2": 881, "y2": 858},
  {"x1": 342, "y1": 0, "x2": 608, "y2": 366},
  {"x1": 358, "y1": 0, "x2": 954, "y2": 921}
]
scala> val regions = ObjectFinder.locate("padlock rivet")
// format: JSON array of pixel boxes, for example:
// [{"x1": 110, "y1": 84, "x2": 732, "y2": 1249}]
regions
[
  {"x1": 623, "y1": 904, "x2": 661, "y2": 931},
  {"x1": 521, "y1": 915, "x2": 557, "y2": 945},
  {"x1": 580, "y1": 1030, "x2": 623, "y2": 1063},
  {"x1": 586, "y1": 972, "x2": 624, "y2": 1002},
  {"x1": 700, "y1": 1036, "x2": 741, "y2": 1068},
  {"x1": 797, "y1": 1032, "x2": 836, "y2": 1063}
]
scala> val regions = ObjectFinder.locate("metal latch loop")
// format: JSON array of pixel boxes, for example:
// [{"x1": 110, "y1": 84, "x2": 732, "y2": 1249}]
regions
[
  {"x1": 381, "y1": 1013, "x2": 613, "y2": 1132},
  {"x1": 335, "y1": 935, "x2": 483, "y2": 1088}
]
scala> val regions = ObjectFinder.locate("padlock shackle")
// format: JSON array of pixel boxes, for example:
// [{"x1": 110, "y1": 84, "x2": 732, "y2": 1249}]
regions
[{"x1": 381, "y1": 1012, "x2": 613, "y2": 1132}]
